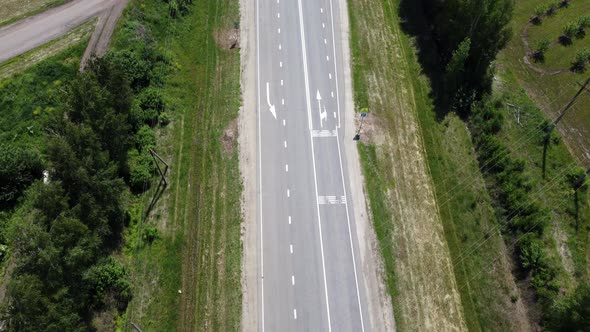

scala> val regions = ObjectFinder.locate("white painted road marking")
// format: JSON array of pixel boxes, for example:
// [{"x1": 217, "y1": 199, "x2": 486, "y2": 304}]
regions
[
  {"x1": 266, "y1": 82, "x2": 276, "y2": 119},
  {"x1": 288, "y1": 216, "x2": 292, "y2": 224},
  {"x1": 311, "y1": 129, "x2": 337, "y2": 137},
  {"x1": 286, "y1": 164, "x2": 289, "y2": 172},
  {"x1": 287, "y1": 189, "x2": 290, "y2": 197},
  {"x1": 317, "y1": 195, "x2": 347, "y2": 205},
  {"x1": 294, "y1": 309, "x2": 297, "y2": 320},
  {"x1": 316, "y1": 90, "x2": 327, "y2": 128},
  {"x1": 292, "y1": 275, "x2": 295, "y2": 285},
  {"x1": 290, "y1": 244, "x2": 293, "y2": 253},
  {"x1": 284, "y1": 141, "x2": 287, "y2": 148}
]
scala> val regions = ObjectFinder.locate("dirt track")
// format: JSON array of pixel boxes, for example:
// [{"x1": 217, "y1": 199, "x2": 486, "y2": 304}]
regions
[{"x1": 0, "y1": 0, "x2": 126, "y2": 64}]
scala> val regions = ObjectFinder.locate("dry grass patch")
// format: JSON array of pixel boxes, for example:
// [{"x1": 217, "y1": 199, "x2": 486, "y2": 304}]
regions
[{"x1": 0, "y1": 0, "x2": 67, "y2": 27}]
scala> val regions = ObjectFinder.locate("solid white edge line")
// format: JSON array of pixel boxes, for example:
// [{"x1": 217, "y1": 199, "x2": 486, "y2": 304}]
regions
[
  {"x1": 255, "y1": 0, "x2": 265, "y2": 330},
  {"x1": 330, "y1": 0, "x2": 365, "y2": 328},
  {"x1": 329, "y1": 0, "x2": 342, "y2": 128},
  {"x1": 296, "y1": 0, "x2": 332, "y2": 330}
]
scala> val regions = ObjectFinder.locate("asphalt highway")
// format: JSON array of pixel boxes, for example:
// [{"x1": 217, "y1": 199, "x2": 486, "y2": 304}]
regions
[
  {"x1": 256, "y1": 0, "x2": 369, "y2": 330},
  {"x1": 0, "y1": 0, "x2": 113, "y2": 63}
]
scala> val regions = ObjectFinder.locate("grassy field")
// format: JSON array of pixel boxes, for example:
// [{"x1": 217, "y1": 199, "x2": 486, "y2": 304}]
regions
[
  {"x1": 0, "y1": 18, "x2": 95, "y2": 79},
  {"x1": 348, "y1": 0, "x2": 548, "y2": 331},
  {"x1": 115, "y1": 0, "x2": 242, "y2": 331},
  {"x1": 501, "y1": 0, "x2": 590, "y2": 168},
  {"x1": 494, "y1": 67, "x2": 590, "y2": 287},
  {"x1": 0, "y1": 0, "x2": 67, "y2": 27}
]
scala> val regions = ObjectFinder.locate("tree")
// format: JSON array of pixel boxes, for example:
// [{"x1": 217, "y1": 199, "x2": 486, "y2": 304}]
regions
[
  {"x1": 547, "y1": 282, "x2": 590, "y2": 331},
  {"x1": 532, "y1": 39, "x2": 551, "y2": 62},
  {"x1": 422, "y1": 0, "x2": 513, "y2": 111},
  {"x1": 445, "y1": 38, "x2": 472, "y2": 113},
  {"x1": 0, "y1": 144, "x2": 43, "y2": 207}
]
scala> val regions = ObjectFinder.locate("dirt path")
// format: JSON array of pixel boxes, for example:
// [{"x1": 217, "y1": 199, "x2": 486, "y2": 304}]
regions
[{"x1": 80, "y1": 0, "x2": 129, "y2": 70}]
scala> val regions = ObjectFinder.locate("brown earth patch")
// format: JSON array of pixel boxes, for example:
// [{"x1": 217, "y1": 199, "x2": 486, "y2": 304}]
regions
[
  {"x1": 222, "y1": 118, "x2": 238, "y2": 155},
  {"x1": 214, "y1": 28, "x2": 239, "y2": 50}
]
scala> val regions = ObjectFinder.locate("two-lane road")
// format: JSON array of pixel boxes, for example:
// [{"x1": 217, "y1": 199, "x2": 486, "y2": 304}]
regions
[
  {"x1": 257, "y1": 0, "x2": 368, "y2": 330},
  {"x1": 0, "y1": 0, "x2": 114, "y2": 63}
]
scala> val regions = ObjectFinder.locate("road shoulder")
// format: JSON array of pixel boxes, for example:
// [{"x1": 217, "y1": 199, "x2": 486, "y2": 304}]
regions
[
  {"x1": 239, "y1": 0, "x2": 258, "y2": 331},
  {"x1": 338, "y1": 0, "x2": 396, "y2": 330}
]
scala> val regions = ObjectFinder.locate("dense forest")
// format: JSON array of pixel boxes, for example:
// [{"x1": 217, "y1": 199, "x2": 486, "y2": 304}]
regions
[{"x1": 0, "y1": 1, "x2": 184, "y2": 327}]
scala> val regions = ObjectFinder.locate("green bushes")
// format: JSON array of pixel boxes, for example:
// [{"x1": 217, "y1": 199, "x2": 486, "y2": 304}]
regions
[
  {"x1": 471, "y1": 99, "x2": 561, "y2": 303},
  {"x1": 3, "y1": 58, "x2": 135, "y2": 331},
  {"x1": 533, "y1": 39, "x2": 551, "y2": 61},
  {"x1": 0, "y1": 144, "x2": 43, "y2": 207},
  {"x1": 571, "y1": 48, "x2": 590, "y2": 72},
  {"x1": 546, "y1": 282, "x2": 590, "y2": 331}
]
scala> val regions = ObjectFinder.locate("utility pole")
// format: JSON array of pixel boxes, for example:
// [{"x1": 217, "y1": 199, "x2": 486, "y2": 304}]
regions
[
  {"x1": 553, "y1": 76, "x2": 590, "y2": 127},
  {"x1": 149, "y1": 148, "x2": 169, "y2": 186},
  {"x1": 353, "y1": 109, "x2": 368, "y2": 141}
]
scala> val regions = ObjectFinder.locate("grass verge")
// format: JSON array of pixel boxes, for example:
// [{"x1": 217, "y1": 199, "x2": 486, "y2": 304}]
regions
[{"x1": 114, "y1": 0, "x2": 242, "y2": 331}]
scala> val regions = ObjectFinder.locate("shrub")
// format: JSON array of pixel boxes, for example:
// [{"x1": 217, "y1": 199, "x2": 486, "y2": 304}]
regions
[
  {"x1": 571, "y1": 48, "x2": 590, "y2": 72},
  {"x1": 142, "y1": 226, "x2": 159, "y2": 243},
  {"x1": 532, "y1": 39, "x2": 551, "y2": 61},
  {"x1": 107, "y1": 50, "x2": 151, "y2": 91},
  {"x1": 159, "y1": 112, "x2": 170, "y2": 126},
  {"x1": 137, "y1": 88, "x2": 166, "y2": 127},
  {"x1": 0, "y1": 144, "x2": 43, "y2": 207},
  {"x1": 135, "y1": 125, "x2": 156, "y2": 151},
  {"x1": 534, "y1": 4, "x2": 548, "y2": 17},
  {"x1": 83, "y1": 257, "x2": 132, "y2": 309},
  {"x1": 128, "y1": 149, "x2": 153, "y2": 192},
  {"x1": 130, "y1": 100, "x2": 159, "y2": 128},
  {"x1": 560, "y1": 22, "x2": 579, "y2": 44}
]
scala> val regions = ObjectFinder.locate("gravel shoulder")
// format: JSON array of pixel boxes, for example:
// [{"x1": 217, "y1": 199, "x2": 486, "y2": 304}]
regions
[{"x1": 238, "y1": 0, "x2": 258, "y2": 330}]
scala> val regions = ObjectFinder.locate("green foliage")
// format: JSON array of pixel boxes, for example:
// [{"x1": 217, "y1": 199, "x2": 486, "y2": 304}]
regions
[
  {"x1": 107, "y1": 49, "x2": 151, "y2": 91},
  {"x1": 546, "y1": 282, "x2": 590, "y2": 331},
  {"x1": 164, "y1": 0, "x2": 192, "y2": 18},
  {"x1": 83, "y1": 257, "x2": 132, "y2": 309},
  {"x1": 567, "y1": 167, "x2": 589, "y2": 191},
  {"x1": 533, "y1": 39, "x2": 551, "y2": 61},
  {"x1": 0, "y1": 143, "x2": 43, "y2": 207},
  {"x1": 142, "y1": 225, "x2": 159, "y2": 243},
  {"x1": 446, "y1": 38, "x2": 473, "y2": 113},
  {"x1": 471, "y1": 98, "x2": 560, "y2": 301},
  {"x1": 534, "y1": 4, "x2": 549, "y2": 17},
  {"x1": 137, "y1": 87, "x2": 165, "y2": 125},
  {"x1": 128, "y1": 149, "x2": 154, "y2": 192},
  {"x1": 3, "y1": 57, "x2": 135, "y2": 330},
  {"x1": 158, "y1": 111, "x2": 170, "y2": 126},
  {"x1": 572, "y1": 47, "x2": 590, "y2": 72},
  {"x1": 135, "y1": 125, "x2": 156, "y2": 151},
  {"x1": 423, "y1": 0, "x2": 513, "y2": 113}
]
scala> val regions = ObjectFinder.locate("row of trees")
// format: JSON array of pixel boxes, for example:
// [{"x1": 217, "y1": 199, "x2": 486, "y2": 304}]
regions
[
  {"x1": 420, "y1": 0, "x2": 513, "y2": 115},
  {"x1": 470, "y1": 99, "x2": 589, "y2": 328}
]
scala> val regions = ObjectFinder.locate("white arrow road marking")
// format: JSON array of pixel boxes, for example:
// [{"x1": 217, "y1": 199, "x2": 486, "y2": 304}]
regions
[
  {"x1": 316, "y1": 90, "x2": 327, "y2": 128},
  {"x1": 266, "y1": 82, "x2": 276, "y2": 119}
]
